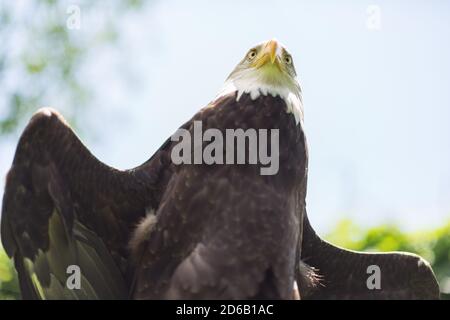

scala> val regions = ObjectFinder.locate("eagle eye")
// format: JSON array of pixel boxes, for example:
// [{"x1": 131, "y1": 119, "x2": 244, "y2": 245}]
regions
[
  {"x1": 284, "y1": 55, "x2": 292, "y2": 65},
  {"x1": 247, "y1": 49, "x2": 257, "y2": 60}
]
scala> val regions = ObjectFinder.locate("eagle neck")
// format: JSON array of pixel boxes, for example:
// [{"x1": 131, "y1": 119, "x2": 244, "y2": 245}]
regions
[{"x1": 216, "y1": 79, "x2": 304, "y2": 126}]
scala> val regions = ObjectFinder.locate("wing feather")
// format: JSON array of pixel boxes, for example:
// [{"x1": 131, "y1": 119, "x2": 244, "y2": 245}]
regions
[
  {"x1": 1, "y1": 108, "x2": 170, "y2": 299},
  {"x1": 300, "y1": 213, "x2": 440, "y2": 299}
]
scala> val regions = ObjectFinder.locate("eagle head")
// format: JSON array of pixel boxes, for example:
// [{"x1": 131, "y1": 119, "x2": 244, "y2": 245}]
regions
[{"x1": 217, "y1": 39, "x2": 303, "y2": 124}]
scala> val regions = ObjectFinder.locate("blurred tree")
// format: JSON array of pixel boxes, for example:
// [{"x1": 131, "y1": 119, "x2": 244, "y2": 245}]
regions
[{"x1": 0, "y1": 0, "x2": 145, "y2": 137}]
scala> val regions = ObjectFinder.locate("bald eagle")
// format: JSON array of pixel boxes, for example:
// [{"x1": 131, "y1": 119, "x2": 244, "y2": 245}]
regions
[{"x1": 1, "y1": 40, "x2": 439, "y2": 300}]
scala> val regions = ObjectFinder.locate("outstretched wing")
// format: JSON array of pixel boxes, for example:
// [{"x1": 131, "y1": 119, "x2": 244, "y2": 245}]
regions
[
  {"x1": 300, "y1": 213, "x2": 440, "y2": 299},
  {"x1": 1, "y1": 108, "x2": 171, "y2": 299}
]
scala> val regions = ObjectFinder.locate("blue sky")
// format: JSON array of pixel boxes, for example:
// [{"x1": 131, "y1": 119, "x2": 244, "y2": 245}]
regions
[{"x1": 1, "y1": 0, "x2": 449, "y2": 234}]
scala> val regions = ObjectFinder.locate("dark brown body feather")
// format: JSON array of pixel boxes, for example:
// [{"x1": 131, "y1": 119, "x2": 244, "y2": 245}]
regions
[{"x1": 132, "y1": 93, "x2": 307, "y2": 299}]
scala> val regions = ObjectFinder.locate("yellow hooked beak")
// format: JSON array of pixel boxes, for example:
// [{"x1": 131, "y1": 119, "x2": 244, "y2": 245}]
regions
[
  {"x1": 253, "y1": 39, "x2": 280, "y2": 68},
  {"x1": 266, "y1": 39, "x2": 278, "y2": 64}
]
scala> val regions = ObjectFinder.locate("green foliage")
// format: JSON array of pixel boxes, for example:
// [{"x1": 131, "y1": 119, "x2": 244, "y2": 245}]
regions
[
  {"x1": 0, "y1": 244, "x2": 19, "y2": 300},
  {"x1": 325, "y1": 220, "x2": 450, "y2": 299}
]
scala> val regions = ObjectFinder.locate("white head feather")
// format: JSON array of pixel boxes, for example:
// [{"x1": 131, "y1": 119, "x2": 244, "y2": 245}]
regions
[{"x1": 216, "y1": 39, "x2": 304, "y2": 125}]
